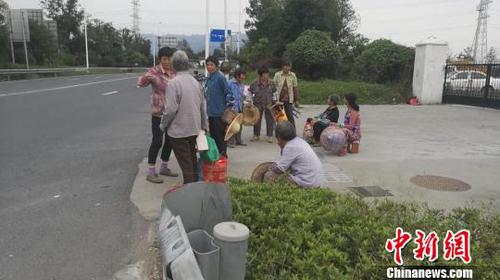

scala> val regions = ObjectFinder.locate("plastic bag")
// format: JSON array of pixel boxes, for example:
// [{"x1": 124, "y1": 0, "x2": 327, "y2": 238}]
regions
[
  {"x1": 201, "y1": 157, "x2": 228, "y2": 183},
  {"x1": 200, "y1": 136, "x2": 220, "y2": 163}
]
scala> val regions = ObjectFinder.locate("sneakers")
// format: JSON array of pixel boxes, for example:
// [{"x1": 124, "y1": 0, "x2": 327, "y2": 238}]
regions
[
  {"x1": 160, "y1": 168, "x2": 179, "y2": 177},
  {"x1": 146, "y1": 174, "x2": 164, "y2": 184},
  {"x1": 250, "y1": 136, "x2": 260, "y2": 142},
  {"x1": 236, "y1": 142, "x2": 247, "y2": 146},
  {"x1": 266, "y1": 137, "x2": 274, "y2": 143}
]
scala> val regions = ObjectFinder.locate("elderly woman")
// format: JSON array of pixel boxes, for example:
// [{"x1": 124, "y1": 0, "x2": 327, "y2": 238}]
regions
[
  {"x1": 161, "y1": 51, "x2": 209, "y2": 184},
  {"x1": 312, "y1": 95, "x2": 340, "y2": 143},
  {"x1": 137, "y1": 47, "x2": 178, "y2": 184},
  {"x1": 249, "y1": 66, "x2": 277, "y2": 143},
  {"x1": 268, "y1": 121, "x2": 324, "y2": 188}
]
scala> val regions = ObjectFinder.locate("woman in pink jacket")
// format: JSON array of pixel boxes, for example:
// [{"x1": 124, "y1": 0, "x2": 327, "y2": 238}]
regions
[{"x1": 137, "y1": 47, "x2": 179, "y2": 183}]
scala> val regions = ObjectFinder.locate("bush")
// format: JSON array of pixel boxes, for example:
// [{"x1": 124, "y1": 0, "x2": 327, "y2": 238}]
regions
[
  {"x1": 245, "y1": 71, "x2": 406, "y2": 105},
  {"x1": 230, "y1": 179, "x2": 499, "y2": 279},
  {"x1": 353, "y1": 39, "x2": 415, "y2": 84},
  {"x1": 285, "y1": 30, "x2": 341, "y2": 80}
]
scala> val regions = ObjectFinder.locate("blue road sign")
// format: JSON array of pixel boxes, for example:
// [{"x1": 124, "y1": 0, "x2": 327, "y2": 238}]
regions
[{"x1": 210, "y1": 29, "x2": 231, "y2": 43}]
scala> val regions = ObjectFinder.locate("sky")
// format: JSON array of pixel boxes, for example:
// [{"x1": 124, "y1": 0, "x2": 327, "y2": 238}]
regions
[{"x1": 7, "y1": 0, "x2": 500, "y2": 55}]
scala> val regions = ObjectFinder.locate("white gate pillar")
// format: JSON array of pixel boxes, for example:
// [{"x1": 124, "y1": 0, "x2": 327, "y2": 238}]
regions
[{"x1": 412, "y1": 37, "x2": 449, "y2": 104}]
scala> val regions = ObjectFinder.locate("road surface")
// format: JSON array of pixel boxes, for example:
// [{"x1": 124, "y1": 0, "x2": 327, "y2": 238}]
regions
[{"x1": 0, "y1": 74, "x2": 155, "y2": 280}]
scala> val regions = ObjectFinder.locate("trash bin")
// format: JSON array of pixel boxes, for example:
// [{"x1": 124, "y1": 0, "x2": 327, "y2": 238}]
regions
[
  {"x1": 213, "y1": 222, "x2": 250, "y2": 280},
  {"x1": 188, "y1": 230, "x2": 220, "y2": 280}
]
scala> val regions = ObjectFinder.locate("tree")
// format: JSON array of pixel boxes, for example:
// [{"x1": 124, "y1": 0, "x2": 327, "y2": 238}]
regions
[
  {"x1": 86, "y1": 19, "x2": 122, "y2": 66},
  {"x1": 40, "y1": 0, "x2": 84, "y2": 53},
  {"x1": 28, "y1": 20, "x2": 57, "y2": 65},
  {"x1": 353, "y1": 39, "x2": 415, "y2": 84},
  {"x1": 0, "y1": 0, "x2": 9, "y2": 64},
  {"x1": 285, "y1": 30, "x2": 341, "y2": 79},
  {"x1": 0, "y1": 0, "x2": 8, "y2": 25},
  {"x1": 213, "y1": 48, "x2": 224, "y2": 59},
  {"x1": 246, "y1": 0, "x2": 357, "y2": 57},
  {"x1": 485, "y1": 47, "x2": 497, "y2": 63},
  {"x1": 176, "y1": 39, "x2": 196, "y2": 59}
]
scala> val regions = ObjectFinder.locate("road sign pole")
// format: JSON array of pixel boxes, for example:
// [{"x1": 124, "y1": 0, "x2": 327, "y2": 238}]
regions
[
  {"x1": 205, "y1": 0, "x2": 210, "y2": 76},
  {"x1": 21, "y1": 11, "x2": 29, "y2": 70},
  {"x1": 224, "y1": 0, "x2": 228, "y2": 62}
]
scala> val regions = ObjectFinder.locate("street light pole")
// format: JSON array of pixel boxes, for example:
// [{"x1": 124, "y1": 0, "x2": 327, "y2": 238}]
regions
[
  {"x1": 237, "y1": 0, "x2": 241, "y2": 56},
  {"x1": 205, "y1": 0, "x2": 210, "y2": 75},
  {"x1": 84, "y1": 12, "x2": 89, "y2": 70},
  {"x1": 21, "y1": 11, "x2": 29, "y2": 70}
]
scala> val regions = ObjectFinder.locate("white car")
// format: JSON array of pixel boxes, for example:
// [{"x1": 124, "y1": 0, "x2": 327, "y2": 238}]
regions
[{"x1": 446, "y1": 71, "x2": 500, "y2": 93}]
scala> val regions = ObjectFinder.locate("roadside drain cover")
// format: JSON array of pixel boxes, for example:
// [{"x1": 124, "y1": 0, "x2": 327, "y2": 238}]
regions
[
  {"x1": 349, "y1": 186, "x2": 393, "y2": 197},
  {"x1": 410, "y1": 175, "x2": 471, "y2": 192}
]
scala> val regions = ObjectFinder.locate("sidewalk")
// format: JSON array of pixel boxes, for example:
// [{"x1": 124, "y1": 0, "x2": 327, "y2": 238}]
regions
[{"x1": 131, "y1": 104, "x2": 500, "y2": 220}]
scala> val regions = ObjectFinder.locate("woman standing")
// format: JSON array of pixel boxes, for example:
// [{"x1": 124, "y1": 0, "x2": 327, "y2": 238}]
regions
[
  {"x1": 250, "y1": 66, "x2": 277, "y2": 143},
  {"x1": 137, "y1": 47, "x2": 178, "y2": 184},
  {"x1": 342, "y1": 93, "x2": 361, "y2": 152},
  {"x1": 205, "y1": 56, "x2": 230, "y2": 157}
]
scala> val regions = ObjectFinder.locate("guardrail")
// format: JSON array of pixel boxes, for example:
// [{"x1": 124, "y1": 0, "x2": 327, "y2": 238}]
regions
[{"x1": 0, "y1": 67, "x2": 148, "y2": 81}]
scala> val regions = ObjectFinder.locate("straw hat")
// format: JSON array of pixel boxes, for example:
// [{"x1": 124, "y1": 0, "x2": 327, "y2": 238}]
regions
[
  {"x1": 224, "y1": 114, "x2": 243, "y2": 141},
  {"x1": 223, "y1": 108, "x2": 238, "y2": 124},
  {"x1": 250, "y1": 162, "x2": 275, "y2": 182},
  {"x1": 242, "y1": 104, "x2": 260, "y2": 126}
]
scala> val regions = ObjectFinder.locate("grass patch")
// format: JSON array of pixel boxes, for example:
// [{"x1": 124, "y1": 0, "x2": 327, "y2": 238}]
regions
[
  {"x1": 230, "y1": 179, "x2": 499, "y2": 280},
  {"x1": 244, "y1": 71, "x2": 407, "y2": 105}
]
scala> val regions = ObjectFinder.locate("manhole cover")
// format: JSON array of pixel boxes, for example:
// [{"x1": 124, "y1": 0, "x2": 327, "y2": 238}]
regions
[
  {"x1": 410, "y1": 175, "x2": 471, "y2": 192},
  {"x1": 349, "y1": 186, "x2": 393, "y2": 198}
]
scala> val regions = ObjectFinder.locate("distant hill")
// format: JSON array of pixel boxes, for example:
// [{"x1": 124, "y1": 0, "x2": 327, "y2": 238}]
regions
[{"x1": 141, "y1": 33, "x2": 248, "y2": 54}]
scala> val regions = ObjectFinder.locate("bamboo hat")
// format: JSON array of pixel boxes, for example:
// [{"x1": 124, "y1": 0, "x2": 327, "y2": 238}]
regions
[{"x1": 224, "y1": 114, "x2": 243, "y2": 141}]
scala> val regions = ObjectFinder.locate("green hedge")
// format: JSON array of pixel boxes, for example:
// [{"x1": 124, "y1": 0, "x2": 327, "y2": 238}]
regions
[
  {"x1": 230, "y1": 179, "x2": 500, "y2": 279},
  {"x1": 244, "y1": 71, "x2": 406, "y2": 105}
]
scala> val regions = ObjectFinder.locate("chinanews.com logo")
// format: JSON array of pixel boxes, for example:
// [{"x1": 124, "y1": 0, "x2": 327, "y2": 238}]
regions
[{"x1": 384, "y1": 228, "x2": 473, "y2": 279}]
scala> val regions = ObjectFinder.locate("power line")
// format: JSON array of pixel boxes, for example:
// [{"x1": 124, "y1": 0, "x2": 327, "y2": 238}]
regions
[
  {"x1": 369, "y1": 24, "x2": 476, "y2": 37},
  {"x1": 358, "y1": 0, "x2": 461, "y2": 12}
]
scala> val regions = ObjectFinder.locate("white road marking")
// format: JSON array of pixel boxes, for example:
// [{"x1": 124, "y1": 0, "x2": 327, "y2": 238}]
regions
[
  {"x1": 102, "y1": 90, "x2": 119, "y2": 96},
  {"x1": 0, "y1": 76, "x2": 135, "y2": 98}
]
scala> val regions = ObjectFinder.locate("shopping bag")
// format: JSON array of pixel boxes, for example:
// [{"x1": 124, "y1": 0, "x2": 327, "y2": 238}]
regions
[{"x1": 200, "y1": 136, "x2": 220, "y2": 163}]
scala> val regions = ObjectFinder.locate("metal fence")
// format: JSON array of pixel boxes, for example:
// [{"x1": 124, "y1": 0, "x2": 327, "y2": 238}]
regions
[{"x1": 443, "y1": 64, "x2": 500, "y2": 109}]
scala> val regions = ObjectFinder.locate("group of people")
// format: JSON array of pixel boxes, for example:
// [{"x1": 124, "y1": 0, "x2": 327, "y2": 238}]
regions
[
  {"x1": 137, "y1": 46, "x2": 360, "y2": 189},
  {"x1": 307, "y1": 93, "x2": 362, "y2": 154}
]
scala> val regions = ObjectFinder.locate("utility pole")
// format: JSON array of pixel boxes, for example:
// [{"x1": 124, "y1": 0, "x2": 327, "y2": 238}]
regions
[
  {"x1": 21, "y1": 11, "x2": 29, "y2": 70},
  {"x1": 224, "y1": 0, "x2": 228, "y2": 62},
  {"x1": 472, "y1": 0, "x2": 492, "y2": 63},
  {"x1": 153, "y1": 35, "x2": 156, "y2": 66}
]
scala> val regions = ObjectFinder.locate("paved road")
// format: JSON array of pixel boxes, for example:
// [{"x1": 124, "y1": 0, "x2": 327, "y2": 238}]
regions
[{"x1": 0, "y1": 74, "x2": 155, "y2": 280}]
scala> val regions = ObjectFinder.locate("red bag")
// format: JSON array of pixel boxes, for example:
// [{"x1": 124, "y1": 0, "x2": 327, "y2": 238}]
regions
[{"x1": 201, "y1": 157, "x2": 228, "y2": 183}]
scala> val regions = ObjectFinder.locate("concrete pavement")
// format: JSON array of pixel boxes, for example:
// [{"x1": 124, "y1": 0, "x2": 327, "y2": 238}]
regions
[{"x1": 130, "y1": 104, "x2": 500, "y2": 221}]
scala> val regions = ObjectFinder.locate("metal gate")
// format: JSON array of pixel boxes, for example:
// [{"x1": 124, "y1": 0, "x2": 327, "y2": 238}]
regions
[{"x1": 442, "y1": 64, "x2": 500, "y2": 108}]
